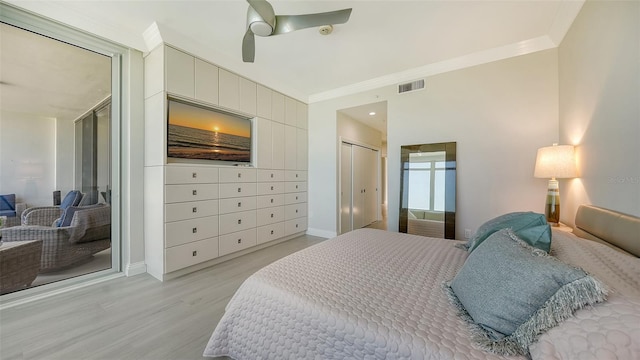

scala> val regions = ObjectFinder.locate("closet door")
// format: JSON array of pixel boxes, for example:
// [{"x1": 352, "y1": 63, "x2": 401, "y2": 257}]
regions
[
  {"x1": 352, "y1": 145, "x2": 369, "y2": 229},
  {"x1": 364, "y1": 148, "x2": 378, "y2": 225},
  {"x1": 340, "y1": 143, "x2": 353, "y2": 234}
]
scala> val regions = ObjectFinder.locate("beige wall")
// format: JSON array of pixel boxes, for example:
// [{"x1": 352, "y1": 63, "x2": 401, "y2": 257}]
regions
[
  {"x1": 309, "y1": 49, "x2": 559, "y2": 239},
  {"x1": 558, "y1": 0, "x2": 640, "y2": 225},
  {"x1": 337, "y1": 112, "x2": 383, "y2": 149}
]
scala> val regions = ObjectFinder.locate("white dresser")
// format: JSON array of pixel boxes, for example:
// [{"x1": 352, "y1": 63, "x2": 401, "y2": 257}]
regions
[{"x1": 144, "y1": 44, "x2": 308, "y2": 280}]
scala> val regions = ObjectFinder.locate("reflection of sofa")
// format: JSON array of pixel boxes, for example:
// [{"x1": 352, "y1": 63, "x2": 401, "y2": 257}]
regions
[
  {"x1": 407, "y1": 209, "x2": 444, "y2": 238},
  {"x1": 0, "y1": 194, "x2": 27, "y2": 227},
  {"x1": 0, "y1": 205, "x2": 111, "y2": 271},
  {"x1": 0, "y1": 240, "x2": 43, "y2": 294}
]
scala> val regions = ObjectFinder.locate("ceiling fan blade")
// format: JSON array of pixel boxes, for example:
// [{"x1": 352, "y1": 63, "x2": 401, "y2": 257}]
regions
[
  {"x1": 273, "y1": 8, "x2": 352, "y2": 35},
  {"x1": 247, "y1": 0, "x2": 275, "y2": 25},
  {"x1": 242, "y1": 28, "x2": 255, "y2": 63}
]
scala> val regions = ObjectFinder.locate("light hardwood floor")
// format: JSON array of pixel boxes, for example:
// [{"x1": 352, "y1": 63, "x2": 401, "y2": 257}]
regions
[{"x1": 0, "y1": 235, "x2": 326, "y2": 360}]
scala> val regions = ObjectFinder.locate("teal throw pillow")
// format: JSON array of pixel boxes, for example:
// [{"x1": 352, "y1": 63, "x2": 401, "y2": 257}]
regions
[
  {"x1": 445, "y1": 228, "x2": 607, "y2": 356},
  {"x1": 467, "y1": 212, "x2": 549, "y2": 252}
]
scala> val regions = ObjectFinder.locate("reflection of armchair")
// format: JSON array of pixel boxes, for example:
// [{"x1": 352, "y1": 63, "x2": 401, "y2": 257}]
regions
[
  {"x1": 0, "y1": 194, "x2": 27, "y2": 227},
  {"x1": 21, "y1": 207, "x2": 64, "y2": 226},
  {"x1": 0, "y1": 205, "x2": 111, "y2": 272}
]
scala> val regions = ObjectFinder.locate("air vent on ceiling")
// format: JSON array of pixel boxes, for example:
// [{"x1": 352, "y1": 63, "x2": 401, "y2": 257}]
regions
[{"x1": 398, "y1": 79, "x2": 425, "y2": 94}]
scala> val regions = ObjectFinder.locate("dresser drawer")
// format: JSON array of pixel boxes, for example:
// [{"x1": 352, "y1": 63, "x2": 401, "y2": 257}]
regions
[
  {"x1": 165, "y1": 216, "x2": 219, "y2": 248},
  {"x1": 285, "y1": 217, "x2": 307, "y2": 236},
  {"x1": 284, "y1": 203, "x2": 307, "y2": 220},
  {"x1": 257, "y1": 222, "x2": 285, "y2": 245},
  {"x1": 165, "y1": 199, "x2": 218, "y2": 222},
  {"x1": 219, "y1": 196, "x2": 257, "y2": 214},
  {"x1": 165, "y1": 184, "x2": 219, "y2": 203},
  {"x1": 285, "y1": 181, "x2": 307, "y2": 193},
  {"x1": 219, "y1": 210, "x2": 256, "y2": 235},
  {"x1": 165, "y1": 166, "x2": 218, "y2": 184},
  {"x1": 257, "y1": 169, "x2": 284, "y2": 182},
  {"x1": 219, "y1": 228, "x2": 257, "y2": 256},
  {"x1": 257, "y1": 182, "x2": 284, "y2": 196},
  {"x1": 219, "y1": 183, "x2": 257, "y2": 198},
  {"x1": 256, "y1": 194, "x2": 285, "y2": 209},
  {"x1": 165, "y1": 236, "x2": 219, "y2": 273},
  {"x1": 285, "y1": 170, "x2": 307, "y2": 182},
  {"x1": 284, "y1": 192, "x2": 307, "y2": 205},
  {"x1": 219, "y1": 168, "x2": 256, "y2": 183},
  {"x1": 257, "y1": 206, "x2": 284, "y2": 226}
]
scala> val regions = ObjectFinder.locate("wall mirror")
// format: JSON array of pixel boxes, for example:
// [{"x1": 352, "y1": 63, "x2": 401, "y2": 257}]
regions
[{"x1": 399, "y1": 142, "x2": 456, "y2": 239}]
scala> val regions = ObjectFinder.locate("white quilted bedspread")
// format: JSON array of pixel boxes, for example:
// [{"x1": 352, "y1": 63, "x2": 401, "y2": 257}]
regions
[{"x1": 204, "y1": 228, "x2": 640, "y2": 360}]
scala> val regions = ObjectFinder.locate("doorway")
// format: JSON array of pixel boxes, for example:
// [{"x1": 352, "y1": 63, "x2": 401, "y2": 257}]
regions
[{"x1": 0, "y1": 17, "x2": 118, "y2": 295}]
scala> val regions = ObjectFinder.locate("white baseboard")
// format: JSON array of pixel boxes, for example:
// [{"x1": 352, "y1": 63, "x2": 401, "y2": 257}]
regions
[
  {"x1": 306, "y1": 228, "x2": 337, "y2": 239},
  {"x1": 125, "y1": 261, "x2": 147, "y2": 277}
]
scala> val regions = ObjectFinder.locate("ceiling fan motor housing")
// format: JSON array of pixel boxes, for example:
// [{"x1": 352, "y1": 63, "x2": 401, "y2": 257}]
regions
[{"x1": 247, "y1": 6, "x2": 275, "y2": 36}]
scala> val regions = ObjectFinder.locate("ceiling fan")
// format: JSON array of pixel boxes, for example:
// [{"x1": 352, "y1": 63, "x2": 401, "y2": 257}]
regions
[{"x1": 242, "y1": 0, "x2": 352, "y2": 62}]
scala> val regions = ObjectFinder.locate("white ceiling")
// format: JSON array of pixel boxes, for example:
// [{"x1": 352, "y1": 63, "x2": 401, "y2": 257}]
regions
[{"x1": 2, "y1": 0, "x2": 582, "y2": 129}]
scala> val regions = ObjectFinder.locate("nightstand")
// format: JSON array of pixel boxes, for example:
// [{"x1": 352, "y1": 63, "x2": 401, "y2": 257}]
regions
[{"x1": 552, "y1": 223, "x2": 573, "y2": 233}]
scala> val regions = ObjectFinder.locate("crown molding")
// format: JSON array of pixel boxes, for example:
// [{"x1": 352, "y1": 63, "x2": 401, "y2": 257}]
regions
[
  {"x1": 548, "y1": 0, "x2": 585, "y2": 45},
  {"x1": 309, "y1": 36, "x2": 557, "y2": 103},
  {"x1": 143, "y1": 22, "x2": 163, "y2": 52}
]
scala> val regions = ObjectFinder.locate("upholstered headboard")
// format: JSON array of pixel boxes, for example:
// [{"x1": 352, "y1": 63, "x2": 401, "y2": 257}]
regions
[{"x1": 573, "y1": 205, "x2": 640, "y2": 257}]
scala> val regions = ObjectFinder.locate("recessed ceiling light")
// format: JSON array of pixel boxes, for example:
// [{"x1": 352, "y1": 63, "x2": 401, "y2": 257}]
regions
[{"x1": 369, "y1": 112, "x2": 376, "y2": 116}]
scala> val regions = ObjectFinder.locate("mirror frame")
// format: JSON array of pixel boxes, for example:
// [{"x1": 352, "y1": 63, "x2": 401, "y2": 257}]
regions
[{"x1": 399, "y1": 142, "x2": 456, "y2": 239}]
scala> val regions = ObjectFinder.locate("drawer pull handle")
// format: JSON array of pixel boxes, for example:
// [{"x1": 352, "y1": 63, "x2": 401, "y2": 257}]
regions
[
  {"x1": 296, "y1": 185, "x2": 298, "y2": 189},
  {"x1": 238, "y1": 173, "x2": 241, "y2": 178},
  {"x1": 237, "y1": 187, "x2": 242, "y2": 193},
  {"x1": 296, "y1": 196, "x2": 298, "y2": 200},
  {"x1": 192, "y1": 172, "x2": 197, "y2": 178},
  {"x1": 296, "y1": 209, "x2": 298, "y2": 213},
  {"x1": 271, "y1": 173, "x2": 274, "y2": 178},
  {"x1": 192, "y1": 227, "x2": 198, "y2": 233},
  {"x1": 237, "y1": 239, "x2": 242, "y2": 244},
  {"x1": 270, "y1": 198, "x2": 274, "y2": 203},
  {"x1": 271, "y1": 186, "x2": 274, "y2": 190},
  {"x1": 237, "y1": 219, "x2": 242, "y2": 224},
  {"x1": 296, "y1": 224, "x2": 299, "y2": 228},
  {"x1": 296, "y1": 174, "x2": 299, "y2": 178},
  {"x1": 192, "y1": 190, "x2": 197, "y2": 196},
  {"x1": 192, "y1": 207, "x2": 198, "y2": 213},
  {"x1": 238, "y1": 202, "x2": 242, "y2": 207},
  {"x1": 270, "y1": 213, "x2": 274, "y2": 218},
  {"x1": 192, "y1": 251, "x2": 198, "y2": 256},
  {"x1": 270, "y1": 230, "x2": 274, "y2": 235}
]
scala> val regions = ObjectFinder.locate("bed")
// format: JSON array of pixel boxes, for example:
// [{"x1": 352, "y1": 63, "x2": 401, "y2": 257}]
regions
[{"x1": 204, "y1": 205, "x2": 640, "y2": 359}]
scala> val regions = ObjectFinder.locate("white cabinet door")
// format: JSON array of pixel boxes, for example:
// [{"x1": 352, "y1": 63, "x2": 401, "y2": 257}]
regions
[
  {"x1": 165, "y1": 237, "x2": 219, "y2": 273},
  {"x1": 219, "y1": 228, "x2": 257, "y2": 256},
  {"x1": 257, "y1": 222, "x2": 284, "y2": 245},
  {"x1": 284, "y1": 96, "x2": 297, "y2": 126},
  {"x1": 256, "y1": 117, "x2": 272, "y2": 169},
  {"x1": 256, "y1": 85, "x2": 272, "y2": 119},
  {"x1": 272, "y1": 121, "x2": 285, "y2": 169},
  {"x1": 165, "y1": 166, "x2": 219, "y2": 184},
  {"x1": 271, "y1": 91, "x2": 285, "y2": 124},
  {"x1": 257, "y1": 169, "x2": 284, "y2": 182},
  {"x1": 219, "y1": 167, "x2": 257, "y2": 183},
  {"x1": 297, "y1": 101, "x2": 308, "y2": 129},
  {"x1": 297, "y1": 128, "x2": 308, "y2": 170},
  {"x1": 219, "y1": 210, "x2": 257, "y2": 235},
  {"x1": 284, "y1": 125, "x2": 297, "y2": 170},
  {"x1": 239, "y1": 77, "x2": 257, "y2": 116},
  {"x1": 219, "y1": 68, "x2": 239, "y2": 111},
  {"x1": 165, "y1": 46, "x2": 194, "y2": 98},
  {"x1": 165, "y1": 199, "x2": 219, "y2": 222},
  {"x1": 165, "y1": 216, "x2": 219, "y2": 248},
  {"x1": 195, "y1": 59, "x2": 219, "y2": 105}
]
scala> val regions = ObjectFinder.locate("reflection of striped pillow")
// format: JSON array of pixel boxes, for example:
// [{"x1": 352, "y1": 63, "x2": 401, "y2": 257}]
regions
[{"x1": 60, "y1": 190, "x2": 83, "y2": 210}]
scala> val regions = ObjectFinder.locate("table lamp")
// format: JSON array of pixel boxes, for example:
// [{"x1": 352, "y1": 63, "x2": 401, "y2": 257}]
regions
[{"x1": 534, "y1": 144, "x2": 577, "y2": 225}]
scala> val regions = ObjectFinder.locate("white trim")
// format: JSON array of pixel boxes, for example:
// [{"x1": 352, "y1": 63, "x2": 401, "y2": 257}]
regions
[
  {"x1": 142, "y1": 22, "x2": 163, "y2": 53},
  {"x1": 548, "y1": 0, "x2": 585, "y2": 45},
  {"x1": 309, "y1": 36, "x2": 556, "y2": 103},
  {"x1": 306, "y1": 228, "x2": 336, "y2": 239},
  {"x1": 125, "y1": 261, "x2": 147, "y2": 277},
  {"x1": 0, "y1": 272, "x2": 124, "y2": 310}
]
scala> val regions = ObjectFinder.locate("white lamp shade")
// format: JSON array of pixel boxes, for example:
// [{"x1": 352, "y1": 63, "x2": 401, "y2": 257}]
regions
[{"x1": 534, "y1": 144, "x2": 577, "y2": 179}]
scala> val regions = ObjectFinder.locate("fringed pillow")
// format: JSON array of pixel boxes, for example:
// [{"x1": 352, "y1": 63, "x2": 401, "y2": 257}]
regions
[
  {"x1": 445, "y1": 228, "x2": 607, "y2": 357},
  {"x1": 466, "y1": 212, "x2": 551, "y2": 252}
]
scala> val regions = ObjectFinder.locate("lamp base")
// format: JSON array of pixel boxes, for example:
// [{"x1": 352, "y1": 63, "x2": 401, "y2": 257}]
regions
[{"x1": 545, "y1": 179, "x2": 560, "y2": 225}]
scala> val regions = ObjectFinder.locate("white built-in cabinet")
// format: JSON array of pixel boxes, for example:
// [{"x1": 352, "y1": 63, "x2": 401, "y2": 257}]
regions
[{"x1": 144, "y1": 44, "x2": 308, "y2": 281}]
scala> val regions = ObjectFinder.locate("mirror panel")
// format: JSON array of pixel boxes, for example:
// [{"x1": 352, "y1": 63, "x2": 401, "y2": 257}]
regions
[{"x1": 399, "y1": 142, "x2": 456, "y2": 239}]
